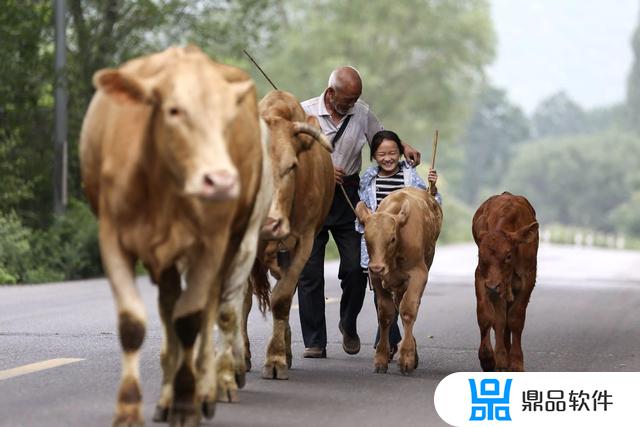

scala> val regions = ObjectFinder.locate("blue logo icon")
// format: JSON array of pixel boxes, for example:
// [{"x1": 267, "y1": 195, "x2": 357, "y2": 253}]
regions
[{"x1": 469, "y1": 378, "x2": 513, "y2": 421}]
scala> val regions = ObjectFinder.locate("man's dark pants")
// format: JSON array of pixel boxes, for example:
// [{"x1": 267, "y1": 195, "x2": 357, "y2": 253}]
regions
[{"x1": 297, "y1": 178, "x2": 367, "y2": 348}]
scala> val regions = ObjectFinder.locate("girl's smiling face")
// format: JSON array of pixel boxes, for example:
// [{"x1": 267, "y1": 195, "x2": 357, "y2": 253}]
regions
[{"x1": 374, "y1": 139, "x2": 401, "y2": 176}]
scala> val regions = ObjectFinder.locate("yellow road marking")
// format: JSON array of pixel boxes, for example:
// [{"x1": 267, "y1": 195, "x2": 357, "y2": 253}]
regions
[
  {"x1": 291, "y1": 296, "x2": 339, "y2": 310},
  {"x1": 0, "y1": 358, "x2": 84, "y2": 381}
]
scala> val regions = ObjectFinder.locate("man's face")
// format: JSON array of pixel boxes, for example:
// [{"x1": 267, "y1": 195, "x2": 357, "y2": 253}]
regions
[{"x1": 327, "y1": 87, "x2": 360, "y2": 116}]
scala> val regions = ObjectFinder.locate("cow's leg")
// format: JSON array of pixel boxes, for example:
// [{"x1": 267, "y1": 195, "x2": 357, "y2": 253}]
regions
[
  {"x1": 508, "y1": 278, "x2": 534, "y2": 372},
  {"x1": 372, "y1": 278, "x2": 394, "y2": 374},
  {"x1": 170, "y1": 249, "x2": 226, "y2": 427},
  {"x1": 476, "y1": 296, "x2": 495, "y2": 372},
  {"x1": 215, "y1": 298, "x2": 245, "y2": 404},
  {"x1": 492, "y1": 298, "x2": 509, "y2": 371},
  {"x1": 153, "y1": 266, "x2": 182, "y2": 423},
  {"x1": 242, "y1": 282, "x2": 253, "y2": 372},
  {"x1": 397, "y1": 268, "x2": 428, "y2": 375},
  {"x1": 98, "y1": 219, "x2": 146, "y2": 427},
  {"x1": 263, "y1": 234, "x2": 313, "y2": 380}
]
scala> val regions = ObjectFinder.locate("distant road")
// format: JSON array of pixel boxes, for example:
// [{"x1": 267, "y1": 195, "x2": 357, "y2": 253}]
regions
[{"x1": 1, "y1": 244, "x2": 638, "y2": 426}]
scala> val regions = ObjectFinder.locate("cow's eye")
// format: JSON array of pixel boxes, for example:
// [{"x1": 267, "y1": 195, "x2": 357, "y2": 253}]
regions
[
  {"x1": 168, "y1": 107, "x2": 181, "y2": 116},
  {"x1": 504, "y1": 253, "x2": 512, "y2": 263},
  {"x1": 390, "y1": 237, "x2": 396, "y2": 244},
  {"x1": 287, "y1": 163, "x2": 297, "y2": 174}
]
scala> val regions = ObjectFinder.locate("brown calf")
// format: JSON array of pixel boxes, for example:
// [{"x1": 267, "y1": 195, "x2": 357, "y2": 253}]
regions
[
  {"x1": 472, "y1": 192, "x2": 539, "y2": 372},
  {"x1": 356, "y1": 187, "x2": 442, "y2": 374}
]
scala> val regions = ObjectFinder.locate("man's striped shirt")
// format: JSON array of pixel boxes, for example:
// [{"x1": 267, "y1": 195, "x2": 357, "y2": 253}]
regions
[{"x1": 375, "y1": 169, "x2": 405, "y2": 205}]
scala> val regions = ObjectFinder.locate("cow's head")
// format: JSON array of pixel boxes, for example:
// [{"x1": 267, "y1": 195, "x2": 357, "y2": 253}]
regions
[
  {"x1": 475, "y1": 222, "x2": 538, "y2": 299},
  {"x1": 356, "y1": 200, "x2": 410, "y2": 278},
  {"x1": 260, "y1": 106, "x2": 332, "y2": 240},
  {"x1": 93, "y1": 50, "x2": 254, "y2": 201}
]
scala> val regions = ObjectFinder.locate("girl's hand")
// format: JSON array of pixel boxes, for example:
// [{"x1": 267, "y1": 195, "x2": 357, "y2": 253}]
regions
[{"x1": 428, "y1": 169, "x2": 438, "y2": 184}]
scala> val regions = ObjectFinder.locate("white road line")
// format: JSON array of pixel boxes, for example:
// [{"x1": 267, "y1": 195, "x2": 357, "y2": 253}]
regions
[
  {"x1": 0, "y1": 358, "x2": 84, "y2": 381},
  {"x1": 291, "y1": 296, "x2": 339, "y2": 310}
]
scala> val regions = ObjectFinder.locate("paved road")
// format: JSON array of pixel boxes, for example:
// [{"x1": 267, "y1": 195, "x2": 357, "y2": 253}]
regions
[{"x1": 1, "y1": 245, "x2": 639, "y2": 427}]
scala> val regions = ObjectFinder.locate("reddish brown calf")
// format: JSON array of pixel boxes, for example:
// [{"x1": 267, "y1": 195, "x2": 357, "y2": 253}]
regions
[{"x1": 472, "y1": 192, "x2": 539, "y2": 372}]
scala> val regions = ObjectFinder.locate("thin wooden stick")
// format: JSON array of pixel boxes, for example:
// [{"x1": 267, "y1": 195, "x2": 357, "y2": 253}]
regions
[
  {"x1": 243, "y1": 49, "x2": 279, "y2": 90},
  {"x1": 431, "y1": 129, "x2": 439, "y2": 170}
]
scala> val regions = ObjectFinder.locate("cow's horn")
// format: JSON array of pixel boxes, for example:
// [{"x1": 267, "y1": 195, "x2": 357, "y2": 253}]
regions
[{"x1": 292, "y1": 122, "x2": 333, "y2": 153}]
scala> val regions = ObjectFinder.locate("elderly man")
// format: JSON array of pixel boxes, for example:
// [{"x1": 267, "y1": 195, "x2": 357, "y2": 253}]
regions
[{"x1": 298, "y1": 66, "x2": 421, "y2": 358}]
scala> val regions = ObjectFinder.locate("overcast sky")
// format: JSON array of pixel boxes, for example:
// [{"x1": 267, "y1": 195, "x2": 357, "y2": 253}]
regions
[{"x1": 488, "y1": 0, "x2": 639, "y2": 113}]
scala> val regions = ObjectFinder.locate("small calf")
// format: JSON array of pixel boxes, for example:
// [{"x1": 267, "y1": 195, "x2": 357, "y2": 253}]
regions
[
  {"x1": 472, "y1": 192, "x2": 539, "y2": 372},
  {"x1": 356, "y1": 187, "x2": 442, "y2": 374}
]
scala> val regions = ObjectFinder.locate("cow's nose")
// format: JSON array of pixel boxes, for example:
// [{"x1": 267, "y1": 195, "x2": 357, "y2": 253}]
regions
[
  {"x1": 201, "y1": 170, "x2": 239, "y2": 200},
  {"x1": 369, "y1": 264, "x2": 385, "y2": 275},
  {"x1": 261, "y1": 217, "x2": 290, "y2": 239},
  {"x1": 485, "y1": 283, "x2": 501, "y2": 298}
]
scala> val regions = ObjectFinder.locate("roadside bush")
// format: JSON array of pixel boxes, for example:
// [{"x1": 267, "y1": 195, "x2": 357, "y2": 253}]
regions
[
  {"x1": 0, "y1": 211, "x2": 33, "y2": 284},
  {"x1": 29, "y1": 198, "x2": 102, "y2": 282}
]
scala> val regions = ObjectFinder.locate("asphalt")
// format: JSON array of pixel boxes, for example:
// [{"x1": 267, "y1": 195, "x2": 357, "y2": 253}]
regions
[{"x1": 0, "y1": 244, "x2": 639, "y2": 426}]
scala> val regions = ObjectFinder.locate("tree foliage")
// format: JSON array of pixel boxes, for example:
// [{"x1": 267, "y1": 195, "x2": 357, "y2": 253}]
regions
[
  {"x1": 258, "y1": 0, "x2": 495, "y2": 176},
  {"x1": 626, "y1": 7, "x2": 640, "y2": 132},
  {"x1": 459, "y1": 85, "x2": 530, "y2": 204},
  {"x1": 503, "y1": 132, "x2": 640, "y2": 232}
]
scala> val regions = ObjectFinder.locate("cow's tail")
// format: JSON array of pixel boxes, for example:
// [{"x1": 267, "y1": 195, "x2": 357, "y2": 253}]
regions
[{"x1": 250, "y1": 258, "x2": 271, "y2": 315}]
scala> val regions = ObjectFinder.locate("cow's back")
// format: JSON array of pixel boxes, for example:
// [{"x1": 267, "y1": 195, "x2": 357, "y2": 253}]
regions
[{"x1": 379, "y1": 187, "x2": 443, "y2": 269}]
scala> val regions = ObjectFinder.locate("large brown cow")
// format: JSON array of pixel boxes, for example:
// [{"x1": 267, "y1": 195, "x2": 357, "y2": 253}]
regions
[
  {"x1": 246, "y1": 90, "x2": 335, "y2": 380},
  {"x1": 472, "y1": 192, "x2": 539, "y2": 372},
  {"x1": 355, "y1": 187, "x2": 442, "y2": 374},
  {"x1": 80, "y1": 46, "x2": 272, "y2": 427}
]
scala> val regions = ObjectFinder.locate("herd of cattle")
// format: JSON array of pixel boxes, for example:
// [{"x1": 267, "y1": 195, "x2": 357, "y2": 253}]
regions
[{"x1": 79, "y1": 46, "x2": 540, "y2": 427}]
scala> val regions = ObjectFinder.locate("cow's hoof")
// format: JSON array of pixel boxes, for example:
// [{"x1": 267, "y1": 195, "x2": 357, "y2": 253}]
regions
[
  {"x1": 168, "y1": 408, "x2": 200, "y2": 427},
  {"x1": 201, "y1": 400, "x2": 216, "y2": 419},
  {"x1": 373, "y1": 364, "x2": 388, "y2": 374},
  {"x1": 217, "y1": 385, "x2": 239, "y2": 403},
  {"x1": 245, "y1": 356, "x2": 252, "y2": 372},
  {"x1": 479, "y1": 356, "x2": 496, "y2": 372},
  {"x1": 398, "y1": 360, "x2": 415, "y2": 375},
  {"x1": 113, "y1": 418, "x2": 144, "y2": 427},
  {"x1": 261, "y1": 363, "x2": 289, "y2": 380},
  {"x1": 168, "y1": 401, "x2": 200, "y2": 427},
  {"x1": 286, "y1": 353, "x2": 293, "y2": 369},
  {"x1": 236, "y1": 371, "x2": 246, "y2": 389},
  {"x1": 152, "y1": 405, "x2": 169, "y2": 422},
  {"x1": 113, "y1": 407, "x2": 144, "y2": 427}
]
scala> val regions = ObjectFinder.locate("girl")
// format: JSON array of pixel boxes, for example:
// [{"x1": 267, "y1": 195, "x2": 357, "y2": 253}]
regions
[{"x1": 356, "y1": 129, "x2": 441, "y2": 360}]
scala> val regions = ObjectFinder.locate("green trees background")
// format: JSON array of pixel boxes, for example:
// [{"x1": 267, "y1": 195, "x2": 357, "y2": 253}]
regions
[{"x1": 1, "y1": 0, "x2": 639, "y2": 283}]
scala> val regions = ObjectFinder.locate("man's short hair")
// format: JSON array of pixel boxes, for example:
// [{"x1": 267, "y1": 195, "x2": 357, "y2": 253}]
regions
[{"x1": 328, "y1": 66, "x2": 361, "y2": 92}]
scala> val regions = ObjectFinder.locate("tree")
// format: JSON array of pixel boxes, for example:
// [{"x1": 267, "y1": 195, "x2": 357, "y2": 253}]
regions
[
  {"x1": 459, "y1": 85, "x2": 530, "y2": 204},
  {"x1": 626, "y1": 7, "x2": 640, "y2": 132},
  {"x1": 531, "y1": 91, "x2": 588, "y2": 139},
  {"x1": 257, "y1": 0, "x2": 495, "y2": 178},
  {"x1": 0, "y1": 1, "x2": 54, "y2": 226},
  {"x1": 503, "y1": 132, "x2": 640, "y2": 232}
]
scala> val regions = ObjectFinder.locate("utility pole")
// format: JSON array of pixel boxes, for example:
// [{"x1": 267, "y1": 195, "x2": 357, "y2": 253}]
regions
[{"x1": 54, "y1": 0, "x2": 68, "y2": 214}]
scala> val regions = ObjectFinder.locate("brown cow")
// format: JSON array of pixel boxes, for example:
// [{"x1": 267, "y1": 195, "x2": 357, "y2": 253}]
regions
[
  {"x1": 246, "y1": 90, "x2": 335, "y2": 380},
  {"x1": 472, "y1": 192, "x2": 539, "y2": 372},
  {"x1": 356, "y1": 187, "x2": 442, "y2": 374},
  {"x1": 80, "y1": 46, "x2": 272, "y2": 426}
]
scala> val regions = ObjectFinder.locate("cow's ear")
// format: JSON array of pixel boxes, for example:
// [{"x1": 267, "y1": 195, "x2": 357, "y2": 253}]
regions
[
  {"x1": 513, "y1": 221, "x2": 539, "y2": 244},
  {"x1": 231, "y1": 80, "x2": 255, "y2": 104},
  {"x1": 355, "y1": 201, "x2": 372, "y2": 224},
  {"x1": 94, "y1": 69, "x2": 155, "y2": 104},
  {"x1": 396, "y1": 199, "x2": 411, "y2": 228}
]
